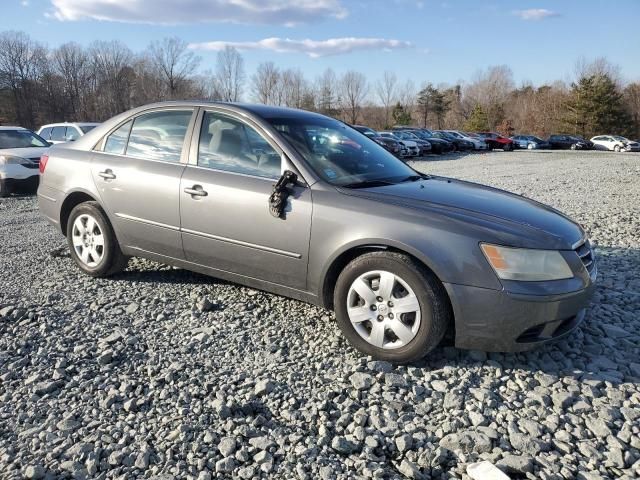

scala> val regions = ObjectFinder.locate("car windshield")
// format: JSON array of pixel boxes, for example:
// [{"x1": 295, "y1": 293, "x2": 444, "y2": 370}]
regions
[
  {"x1": 266, "y1": 116, "x2": 418, "y2": 187},
  {"x1": 613, "y1": 136, "x2": 629, "y2": 141},
  {"x1": 80, "y1": 125, "x2": 97, "y2": 134},
  {"x1": 447, "y1": 131, "x2": 463, "y2": 138},
  {"x1": 0, "y1": 130, "x2": 49, "y2": 149},
  {"x1": 532, "y1": 136, "x2": 544, "y2": 142}
]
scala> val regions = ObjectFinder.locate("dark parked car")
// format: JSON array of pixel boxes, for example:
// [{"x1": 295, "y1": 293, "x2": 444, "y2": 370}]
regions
[
  {"x1": 477, "y1": 132, "x2": 514, "y2": 151},
  {"x1": 393, "y1": 127, "x2": 454, "y2": 154},
  {"x1": 548, "y1": 134, "x2": 594, "y2": 150},
  {"x1": 511, "y1": 135, "x2": 551, "y2": 150},
  {"x1": 38, "y1": 101, "x2": 596, "y2": 362},
  {"x1": 434, "y1": 131, "x2": 474, "y2": 151},
  {"x1": 352, "y1": 125, "x2": 403, "y2": 158}
]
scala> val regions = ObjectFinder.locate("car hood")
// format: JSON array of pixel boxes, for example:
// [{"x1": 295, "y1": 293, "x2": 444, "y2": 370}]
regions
[
  {"x1": 400, "y1": 140, "x2": 417, "y2": 147},
  {"x1": 341, "y1": 176, "x2": 584, "y2": 249},
  {"x1": 0, "y1": 147, "x2": 49, "y2": 158}
]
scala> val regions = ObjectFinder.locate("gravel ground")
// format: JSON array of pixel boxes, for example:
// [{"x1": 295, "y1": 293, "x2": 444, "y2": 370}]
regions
[{"x1": 1, "y1": 150, "x2": 639, "y2": 480}]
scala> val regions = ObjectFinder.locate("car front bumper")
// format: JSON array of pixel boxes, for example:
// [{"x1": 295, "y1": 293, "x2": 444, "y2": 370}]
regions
[{"x1": 444, "y1": 272, "x2": 596, "y2": 352}]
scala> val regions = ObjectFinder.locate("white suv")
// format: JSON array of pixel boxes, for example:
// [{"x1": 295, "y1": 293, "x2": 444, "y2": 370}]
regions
[
  {"x1": 37, "y1": 122, "x2": 100, "y2": 144},
  {"x1": 0, "y1": 127, "x2": 49, "y2": 197}
]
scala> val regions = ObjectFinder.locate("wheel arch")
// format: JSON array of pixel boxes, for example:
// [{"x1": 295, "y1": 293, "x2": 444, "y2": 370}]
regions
[{"x1": 59, "y1": 190, "x2": 101, "y2": 236}]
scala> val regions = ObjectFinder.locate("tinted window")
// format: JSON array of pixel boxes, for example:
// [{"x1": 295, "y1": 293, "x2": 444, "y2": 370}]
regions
[
  {"x1": 51, "y1": 126, "x2": 67, "y2": 142},
  {"x1": 39, "y1": 127, "x2": 52, "y2": 140},
  {"x1": 103, "y1": 121, "x2": 132, "y2": 155},
  {"x1": 0, "y1": 130, "x2": 49, "y2": 149},
  {"x1": 66, "y1": 127, "x2": 80, "y2": 141},
  {"x1": 125, "y1": 110, "x2": 192, "y2": 163},
  {"x1": 198, "y1": 111, "x2": 281, "y2": 179}
]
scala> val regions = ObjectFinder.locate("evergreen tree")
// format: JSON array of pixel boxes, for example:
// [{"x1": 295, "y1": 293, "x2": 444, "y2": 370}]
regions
[
  {"x1": 416, "y1": 84, "x2": 450, "y2": 128},
  {"x1": 464, "y1": 104, "x2": 489, "y2": 131},
  {"x1": 565, "y1": 73, "x2": 632, "y2": 137},
  {"x1": 392, "y1": 102, "x2": 412, "y2": 125}
]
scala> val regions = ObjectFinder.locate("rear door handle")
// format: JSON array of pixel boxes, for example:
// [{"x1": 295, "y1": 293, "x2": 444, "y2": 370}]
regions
[
  {"x1": 98, "y1": 169, "x2": 116, "y2": 180},
  {"x1": 184, "y1": 185, "x2": 208, "y2": 197}
]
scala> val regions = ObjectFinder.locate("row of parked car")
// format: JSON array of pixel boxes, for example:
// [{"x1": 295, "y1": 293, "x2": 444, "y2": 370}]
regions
[{"x1": 352, "y1": 125, "x2": 640, "y2": 158}]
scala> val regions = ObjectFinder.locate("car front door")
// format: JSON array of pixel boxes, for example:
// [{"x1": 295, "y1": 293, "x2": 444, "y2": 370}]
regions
[
  {"x1": 91, "y1": 108, "x2": 196, "y2": 259},
  {"x1": 179, "y1": 109, "x2": 312, "y2": 290}
]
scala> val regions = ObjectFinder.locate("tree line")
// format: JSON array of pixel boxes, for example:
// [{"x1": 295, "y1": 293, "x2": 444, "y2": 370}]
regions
[{"x1": 1, "y1": 30, "x2": 638, "y2": 139}]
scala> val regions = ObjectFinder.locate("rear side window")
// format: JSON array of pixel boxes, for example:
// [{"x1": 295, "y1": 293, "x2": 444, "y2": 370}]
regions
[
  {"x1": 66, "y1": 127, "x2": 80, "y2": 141},
  {"x1": 39, "y1": 127, "x2": 52, "y2": 140},
  {"x1": 51, "y1": 126, "x2": 67, "y2": 142},
  {"x1": 103, "y1": 121, "x2": 133, "y2": 155},
  {"x1": 125, "y1": 110, "x2": 192, "y2": 163}
]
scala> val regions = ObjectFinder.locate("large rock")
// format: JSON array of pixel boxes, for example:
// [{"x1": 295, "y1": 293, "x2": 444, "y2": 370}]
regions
[{"x1": 440, "y1": 431, "x2": 492, "y2": 454}]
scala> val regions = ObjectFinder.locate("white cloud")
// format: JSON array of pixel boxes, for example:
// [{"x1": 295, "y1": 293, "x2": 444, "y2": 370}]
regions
[
  {"x1": 50, "y1": 0, "x2": 347, "y2": 25},
  {"x1": 188, "y1": 37, "x2": 413, "y2": 58},
  {"x1": 513, "y1": 8, "x2": 560, "y2": 21}
]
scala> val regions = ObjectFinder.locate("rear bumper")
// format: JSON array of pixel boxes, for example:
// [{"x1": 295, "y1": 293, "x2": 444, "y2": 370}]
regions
[
  {"x1": 37, "y1": 184, "x2": 63, "y2": 229},
  {"x1": 445, "y1": 278, "x2": 596, "y2": 352}
]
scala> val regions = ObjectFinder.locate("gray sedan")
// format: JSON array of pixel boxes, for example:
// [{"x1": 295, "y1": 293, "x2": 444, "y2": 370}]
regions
[{"x1": 38, "y1": 102, "x2": 596, "y2": 363}]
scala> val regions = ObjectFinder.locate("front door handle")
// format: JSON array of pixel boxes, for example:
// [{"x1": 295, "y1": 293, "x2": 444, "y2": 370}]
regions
[
  {"x1": 98, "y1": 169, "x2": 116, "y2": 180},
  {"x1": 184, "y1": 185, "x2": 208, "y2": 197}
]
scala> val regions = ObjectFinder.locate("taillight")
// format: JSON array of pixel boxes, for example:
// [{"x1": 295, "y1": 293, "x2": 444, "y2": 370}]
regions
[{"x1": 39, "y1": 154, "x2": 49, "y2": 174}]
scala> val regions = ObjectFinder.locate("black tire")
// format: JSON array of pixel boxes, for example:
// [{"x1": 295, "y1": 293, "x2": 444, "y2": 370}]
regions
[
  {"x1": 333, "y1": 251, "x2": 450, "y2": 363},
  {"x1": 503, "y1": 143, "x2": 512, "y2": 151},
  {"x1": 66, "y1": 201, "x2": 128, "y2": 277},
  {"x1": 0, "y1": 181, "x2": 9, "y2": 198}
]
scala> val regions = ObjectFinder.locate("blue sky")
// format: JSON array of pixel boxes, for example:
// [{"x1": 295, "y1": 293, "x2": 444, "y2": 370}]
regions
[{"x1": 4, "y1": 0, "x2": 640, "y2": 86}]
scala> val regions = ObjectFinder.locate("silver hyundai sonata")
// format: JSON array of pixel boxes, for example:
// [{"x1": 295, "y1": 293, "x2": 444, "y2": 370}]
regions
[{"x1": 37, "y1": 102, "x2": 596, "y2": 362}]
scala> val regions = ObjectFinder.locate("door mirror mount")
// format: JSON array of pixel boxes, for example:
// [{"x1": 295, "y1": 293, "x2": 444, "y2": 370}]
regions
[{"x1": 268, "y1": 170, "x2": 298, "y2": 219}]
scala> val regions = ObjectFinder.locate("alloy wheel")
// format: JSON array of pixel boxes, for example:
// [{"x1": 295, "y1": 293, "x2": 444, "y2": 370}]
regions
[
  {"x1": 71, "y1": 214, "x2": 105, "y2": 267},
  {"x1": 346, "y1": 270, "x2": 421, "y2": 349}
]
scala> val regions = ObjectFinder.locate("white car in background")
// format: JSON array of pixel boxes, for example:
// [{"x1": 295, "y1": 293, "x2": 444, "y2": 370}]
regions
[
  {"x1": 0, "y1": 127, "x2": 49, "y2": 197},
  {"x1": 590, "y1": 135, "x2": 640, "y2": 152},
  {"x1": 444, "y1": 130, "x2": 488, "y2": 150},
  {"x1": 378, "y1": 131, "x2": 420, "y2": 157},
  {"x1": 37, "y1": 122, "x2": 100, "y2": 144}
]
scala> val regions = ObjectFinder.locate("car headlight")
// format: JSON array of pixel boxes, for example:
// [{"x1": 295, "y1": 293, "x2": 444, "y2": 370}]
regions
[
  {"x1": 481, "y1": 243, "x2": 573, "y2": 281},
  {"x1": 0, "y1": 155, "x2": 30, "y2": 165}
]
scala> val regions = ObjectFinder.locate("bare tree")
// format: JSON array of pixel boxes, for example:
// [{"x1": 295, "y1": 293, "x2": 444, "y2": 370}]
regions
[
  {"x1": 340, "y1": 70, "x2": 368, "y2": 124},
  {"x1": 88, "y1": 40, "x2": 135, "y2": 118},
  {"x1": 0, "y1": 31, "x2": 47, "y2": 128},
  {"x1": 397, "y1": 79, "x2": 416, "y2": 122},
  {"x1": 281, "y1": 69, "x2": 307, "y2": 108},
  {"x1": 316, "y1": 68, "x2": 338, "y2": 115},
  {"x1": 463, "y1": 65, "x2": 514, "y2": 128},
  {"x1": 53, "y1": 42, "x2": 89, "y2": 118},
  {"x1": 375, "y1": 71, "x2": 397, "y2": 127},
  {"x1": 215, "y1": 46, "x2": 244, "y2": 102},
  {"x1": 251, "y1": 62, "x2": 280, "y2": 105},
  {"x1": 148, "y1": 37, "x2": 200, "y2": 99}
]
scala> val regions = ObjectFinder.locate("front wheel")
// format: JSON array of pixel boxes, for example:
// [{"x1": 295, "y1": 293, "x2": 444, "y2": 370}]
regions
[
  {"x1": 527, "y1": 143, "x2": 534, "y2": 150},
  {"x1": 66, "y1": 201, "x2": 128, "y2": 277},
  {"x1": 614, "y1": 145, "x2": 621, "y2": 152},
  {"x1": 334, "y1": 252, "x2": 450, "y2": 363}
]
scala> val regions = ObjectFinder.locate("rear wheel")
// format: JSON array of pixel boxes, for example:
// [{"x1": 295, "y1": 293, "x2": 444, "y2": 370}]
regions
[
  {"x1": 503, "y1": 143, "x2": 512, "y2": 151},
  {"x1": 334, "y1": 252, "x2": 450, "y2": 363},
  {"x1": 614, "y1": 145, "x2": 621, "y2": 152},
  {"x1": 527, "y1": 143, "x2": 534, "y2": 150},
  {"x1": 66, "y1": 201, "x2": 128, "y2": 277},
  {"x1": 0, "y1": 181, "x2": 9, "y2": 198}
]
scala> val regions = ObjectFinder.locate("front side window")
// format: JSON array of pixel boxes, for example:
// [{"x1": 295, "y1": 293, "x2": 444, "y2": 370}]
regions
[
  {"x1": 265, "y1": 115, "x2": 417, "y2": 187},
  {"x1": 39, "y1": 127, "x2": 52, "y2": 140},
  {"x1": 126, "y1": 110, "x2": 192, "y2": 163},
  {"x1": 51, "y1": 126, "x2": 67, "y2": 142},
  {"x1": 198, "y1": 111, "x2": 281, "y2": 179},
  {"x1": 103, "y1": 120, "x2": 132, "y2": 155},
  {"x1": 80, "y1": 125, "x2": 96, "y2": 134}
]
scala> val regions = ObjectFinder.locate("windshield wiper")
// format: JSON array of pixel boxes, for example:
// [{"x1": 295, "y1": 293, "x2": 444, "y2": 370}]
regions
[{"x1": 340, "y1": 179, "x2": 396, "y2": 189}]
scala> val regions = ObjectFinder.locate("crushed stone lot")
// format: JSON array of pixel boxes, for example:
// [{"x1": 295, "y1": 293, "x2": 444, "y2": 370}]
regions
[{"x1": 1, "y1": 150, "x2": 639, "y2": 480}]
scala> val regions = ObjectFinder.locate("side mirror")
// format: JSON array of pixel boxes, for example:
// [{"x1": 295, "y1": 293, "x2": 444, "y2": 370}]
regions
[{"x1": 268, "y1": 170, "x2": 298, "y2": 219}]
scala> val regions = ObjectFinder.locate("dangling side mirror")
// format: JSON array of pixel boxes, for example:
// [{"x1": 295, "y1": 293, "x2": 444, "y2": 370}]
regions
[{"x1": 268, "y1": 170, "x2": 298, "y2": 219}]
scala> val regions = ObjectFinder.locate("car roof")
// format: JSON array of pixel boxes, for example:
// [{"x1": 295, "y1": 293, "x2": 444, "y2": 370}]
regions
[
  {"x1": 0, "y1": 126, "x2": 28, "y2": 131},
  {"x1": 39, "y1": 122, "x2": 100, "y2": 128}
]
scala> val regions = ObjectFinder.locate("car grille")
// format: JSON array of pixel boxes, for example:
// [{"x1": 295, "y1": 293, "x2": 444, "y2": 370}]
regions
[{"x1": 574, "y1": 239, "x2": 595, "y2": 274}]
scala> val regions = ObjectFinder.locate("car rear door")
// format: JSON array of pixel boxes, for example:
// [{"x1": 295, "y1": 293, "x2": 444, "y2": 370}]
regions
[
  {"x1": 91, "y1": 107, "x2": 196, "y2": 259},
  {"x1": 179, "y1": 108, "x2": 312, "y2": 290}
]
